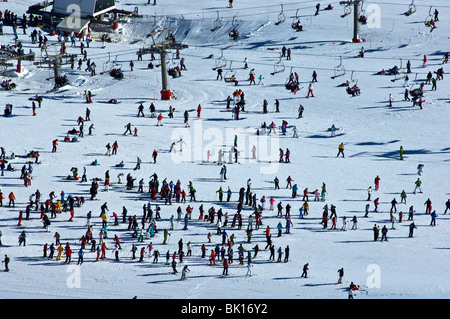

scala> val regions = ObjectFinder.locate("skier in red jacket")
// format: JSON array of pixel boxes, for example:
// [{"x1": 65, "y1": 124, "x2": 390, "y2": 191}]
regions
[{"x1": 374, "y1": 175, "x2": 380, "y2": 190}]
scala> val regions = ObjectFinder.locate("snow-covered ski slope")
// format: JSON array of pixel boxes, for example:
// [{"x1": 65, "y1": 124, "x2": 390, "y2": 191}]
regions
[{"x1": 0, "y1": 0, "x2": 449, "y2": 299}]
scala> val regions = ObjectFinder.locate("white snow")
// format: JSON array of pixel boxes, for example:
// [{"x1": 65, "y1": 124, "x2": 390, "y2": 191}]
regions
[{"x1": 0, "y1": 0, "x2": 449, "y2": 300}]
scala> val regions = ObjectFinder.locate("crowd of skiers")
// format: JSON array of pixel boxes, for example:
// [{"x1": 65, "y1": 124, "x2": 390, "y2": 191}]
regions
[{"x1": 0, "y1": 5, "x2": 449, "y2": 301}]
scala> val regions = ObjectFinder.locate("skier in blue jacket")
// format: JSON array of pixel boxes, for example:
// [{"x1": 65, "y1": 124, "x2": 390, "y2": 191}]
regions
[
  {"x1": 292, "y1": 184, "x2": 298, "y2": 198},
  {"x1": 277, "y1": 222, "x2": 283, "y2": 237},
  {"x1": 430, "y1": 211, "x2": 437, "y2": 226}
]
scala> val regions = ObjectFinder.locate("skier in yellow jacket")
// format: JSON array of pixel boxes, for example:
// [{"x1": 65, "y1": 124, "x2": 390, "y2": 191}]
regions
[
  {"x1": 56, "y1": 244, "x2": 64, "y2": 260},
  {"x1": 337, "y1": 143, "x2": 345, "y2": 158}
]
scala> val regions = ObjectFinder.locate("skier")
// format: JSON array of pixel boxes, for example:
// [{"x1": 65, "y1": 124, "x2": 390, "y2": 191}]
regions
[
  {"x1": 373, "y1": 224, "x2": 379, "y2": 241},
  {"x1": 413, "y1": 178, "x2": 422, "y2": 194},
  {"x1": 312, "y1": 70, "x2": 318, "y2": 82},
  {"x1": 301, "y1": 263, "x2": 309, "y2": 278},
  {"x1": 2, "y1": 255, "x2": 10, "y2": 272},
  {"x1": 180, "y1": 57, "x2": 186, "y2": 71},
  {"x1": 408, "y1": 222, "x2": 417, "y2": 238},
  {"x1": 374, "y1": 175, "x2": 380, "y2": 191},
  {"x1": 337, "y1": 268, "x2": 344, "y2": 284},
  {"x1": 430, "y1": 210, "x2": 437, "y2": 226},
  {"x1": 258, "y1": 74, "x2": 264, "y2": 85},
  {"x1": 216, "y1": 68, "x2": 223, "y2": 80},
  {"x1": 417, "y1": 164, "x2": 424, "y2": 176},
  {"x1": 306, "y1": 83, "x2": 314, "y2": 98},
  {"x1": 222, "y1": 258, "x2": 229, "y2": 276},
  {"x1": 373, "y1": 197, "x2": 379, "y2": 212},
  {"x1": 292, "y1": 126, "x2": 299, "y2": 138},
  {"x1": 388, "y1": 94, "x2": 394, "y2": 107},
  {"x1": 336, "y1": 143, "x2": 345, "y2": 158},
  {"x1": 400, "y1": 190, "x2": 407, "y2": 204},
  {"x1": 298, "y1": 104, "x2": 304, "y2": 118},
  {"x1": 157, "y1": 113, "x2": 163, "y2": 126},
  {"x1": 77, "y1": 249, "x2": 84, "y2": 265},
  {"x1": 444, "y1": 199, "x2": 450, "y2": 215},
  {"x1": 181, "y1": 265, "x2": 189, "y2": 280},
  {"x1": 243, "y1": 57, "x2": 248, "y2": 69},
  {"x1": 137, "y1": 104, "x2": 145, "y2": 117},
  {"x1": 367, "y1": 186, "x2": 372, "y2": 201},
  {"x1": 381, "y1": 225, "x2": 388, "y2": 241}
]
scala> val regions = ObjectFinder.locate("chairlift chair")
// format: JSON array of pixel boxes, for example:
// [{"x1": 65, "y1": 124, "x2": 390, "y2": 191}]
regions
[
  {"x1": 358, "y1": 1, "x2": 367, "y2": 24},
  {"x1": 346, "y1": 71, "x2": 360, "y2": 96},
  {"x1": 331, "y1": 56, "x2": 346, "y2": 79},
  {"x1": 424, "y1": 6, "x2": 435, "y2": 28},
  {"x1": 102, "y1": 52, "x2": 113, "y2": 74},
  {"x1": 340, "y1": 3, "x2": 351, "y2": 18},
  {"x1": 224, "y1": 61, "x2": 238, "y2": 84},
  {"x1": 284, "y1": 67, "x2": 301, "y2": 93},
  {"x1": 275, "y1": 4, "x2": 286, "y2": 26},
  {"x1": 0, "y1": 62, "x2": 10, "y2": 76},
  {"x1": 391, "y1": 59, "x2": 406, "y2": 82},
  {"x1": 229, "y1": 16, "x2": 240, "y2": 40},
  {"x1": 350, "y1": 71, "x2": 358, "y2": 85},
  {"x1": 291, "y1": 9, "x2": 303, "y2": 31},
  {"x1": 404, "y1": 0, "x2": 416, "y2": 16},
  {"x1": 211, "y1": 11, "x2": 222, "y2": 32},
  {"x1": 112, "y1": 55, "x2": 122, "y2": 70},
  {"x1": 212, "y1": 49, "x2": 227, "y2": 70},
  {"x1": 270, "y1": 53, "x2": 285, "y2": 75}
]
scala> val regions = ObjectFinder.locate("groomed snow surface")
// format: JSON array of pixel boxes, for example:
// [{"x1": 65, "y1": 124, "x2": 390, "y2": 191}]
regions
[{"x1": 0, "y1": 0, "x2": 449, "y2": 300}]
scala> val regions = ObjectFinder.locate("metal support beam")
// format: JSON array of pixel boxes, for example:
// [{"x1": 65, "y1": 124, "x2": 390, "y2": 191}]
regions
[
  {"x1": 138, "y1": 28, "x2": 188, "y2": 100},
  {"x1": 160, "y1": 50, "x2": 168, "y2": 92},
  {"x1": 352, "y1": 0, "x2": 362, "y2": 42}
]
